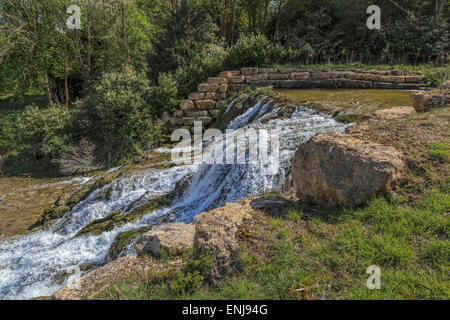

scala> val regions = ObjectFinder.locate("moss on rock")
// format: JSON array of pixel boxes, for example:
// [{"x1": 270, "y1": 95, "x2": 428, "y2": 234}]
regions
[
  {"x1": 105, "y1": 227, "x2": 150, "y2": 263},
  {"x1": 29, "y1": 171, "x2": 121, "y2": 231},
  {"x1": 75, "y1": 194, "x2": 173, "y2": 237}
]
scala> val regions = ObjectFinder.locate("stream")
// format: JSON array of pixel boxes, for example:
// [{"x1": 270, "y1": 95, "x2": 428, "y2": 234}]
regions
[{"x1": 0, "y1": 89, "x2": 411, "y2": 299}]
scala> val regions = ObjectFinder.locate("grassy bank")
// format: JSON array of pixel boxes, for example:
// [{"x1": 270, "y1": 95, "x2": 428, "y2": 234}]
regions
[{"x1": 87, "y1": 106, "x2": 449, "y2": 300}]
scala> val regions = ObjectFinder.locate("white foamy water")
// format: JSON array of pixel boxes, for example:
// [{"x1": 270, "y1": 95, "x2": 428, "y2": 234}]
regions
[{"x1": 0, "y1": 98, "x2": 349, "y2": 299}]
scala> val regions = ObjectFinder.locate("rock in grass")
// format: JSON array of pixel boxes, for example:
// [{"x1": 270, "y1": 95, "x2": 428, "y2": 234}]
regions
[
  {"x1": 193, "y1": 200, "x2": 253, "y2": 284},
  {"x1": 440, "y1": 80, "x2": 450, "y2": 89},
  {"x1": 370, "y1": 106, "x2": 416, "y2": 120},
  {"x1": 134, "y1": 222, "x2": 195, "y2": 257},
  {"x1": 291, "y1": 132, "x2": 405, "y2": 207}
]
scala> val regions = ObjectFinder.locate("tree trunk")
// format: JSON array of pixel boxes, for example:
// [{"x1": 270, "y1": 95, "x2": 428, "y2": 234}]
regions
[
  {"x1": 43, "y1": 70, "x2": 53, "y2": 105},
  {"x1": 230, "y1": 0, "x2": 236, "y2": 45},
  {"x1": 64, "y1": 62, "x2": 69, "y2": 108},
  {"x1": 87, "y1": 14, "x2": 91, "y2": 75},
  {"x1": 435, "y1": 0, "x2": 446, "y2": 19},
  {"x1": 275, "y1": 0, "x2": 283, "y2": 42},
  {"x1": 220, "y1": 0, "x2": 228, "y2": 41}
]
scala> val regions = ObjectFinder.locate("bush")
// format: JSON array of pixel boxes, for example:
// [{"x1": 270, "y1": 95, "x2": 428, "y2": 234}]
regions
[
  {"x1": 0, "y1": 116, "x2": 15, "y2": 156},
  {"x1": 58, "y1": 137, "x2": 98, "y2": 175},
  {"x1": 174, "y1": 43, "x2": 227, "y2": 97},
  {"x1": 224, "y1": 34, "x2": 287, "y2": 68},
  {"x1": 76, "y1": 66, "x2": 161, "y2": 165},
  {"x1": 147, "y1": 0, "x2": 219, "y2": 82},
  {"x1": 150, "y1": 73, "x2": 179, "y2": 115},
  {"x1": 16, "y1": 104, "x2": 71, "y2": 160}
]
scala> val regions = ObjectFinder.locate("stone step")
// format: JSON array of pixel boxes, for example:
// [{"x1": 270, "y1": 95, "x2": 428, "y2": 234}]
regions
[
  {"x1": 198, "y1": 83, "x2": 219, "y2": 92},
  {"x1": 179, "y1": 100, "x2": 195, "y2": 110},
  {"x1": 195, "y1": 99, "x2": 216, "y2": 110},
  {"x1": 219, "y1": 71, "x2": 241, "y2": 78},
  {"x1": 207, "y1": 77, "x2": 227, "y2": 84},
  {"x1": 188, "y1": 92, "x2": 205, "y2": 100}
]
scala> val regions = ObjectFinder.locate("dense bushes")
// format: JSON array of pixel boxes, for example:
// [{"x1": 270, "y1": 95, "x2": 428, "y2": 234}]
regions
[
  {"x1": 174, "y1": 44, "x2": 227, "y2": 98},
  {"x1": 0, "y1": 116, "x2": 15, "y2": 156},
  {"x1": 273, "y1": 1, "x2": 450, "y2": 65},
  {"x1": 147, "y1": 0, "x2": 219, "y2": 83},
  {"x1": 16, "y1": 104, "x2": 71, "y2": 161},
  {"x1": 1, "y1": 66, "x2": 164, "y2": 176},
  {"x1": 76, "y1": 66, "x2": 161, "y2": 165},
  {"x1": 224, "y1": 34, "x2": 286, "y2": 68},
  {"x1": 150, "y1": 73, "x2": 179, "y2": 115}
]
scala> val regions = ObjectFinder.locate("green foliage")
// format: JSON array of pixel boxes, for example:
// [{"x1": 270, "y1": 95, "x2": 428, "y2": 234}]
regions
[
  {"x1": 275, "y1": 1, "x2": 450, "y2": 65},
  {"x1": 423, "y1": 239, "x2": 450, "y2": 267},
  {"x1": 174, "y1": 44, "x2": 227, "y2": 98},
  {"x1": 147, "y1": 0, "x2": 219, "y2": 82},
  {"x1": 426, "y1": 141, "x2": 450, "y2": 163},
  {"x1": 76, "y1": 66, "x2": 161, "y2": 165},
  {"x1": 225, "y1": 34, "x2": 287, "y2": 68},
  {"x1": 16, "y1": 104, "x2": 71, "y2": 160},
  {"x1": 0, "y1": 116, "x2": 15, "y2": 155},
  {"x1": 150, "y1": 73, "x2": 179, "y2": 114}
]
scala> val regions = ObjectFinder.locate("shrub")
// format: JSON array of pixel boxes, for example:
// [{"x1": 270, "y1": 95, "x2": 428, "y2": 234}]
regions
[
  {"x1": 174, "y1": 43, "x2": 227, "y2": 98},
  {"x1": 224, "y1": 34, "x2": 287, "y2": 68},
  {"x1": 0, "y1": 116, "x2": 15, "y2": 156},
  {"x1": 150, "y1": 73, "x2": 179, "y2": 115},
  {"x1": 16, "y1": 104, "x2": 71, "y2": 160},
  {"x1": 58, "y1": 137, "x2": 98, "y2": 175},
  {"x1": 147, "y1": 0, "x2": 219, "y2": 82},
  {"x1": 76, "y1": 66, "x2": 161, "y2": 165}
]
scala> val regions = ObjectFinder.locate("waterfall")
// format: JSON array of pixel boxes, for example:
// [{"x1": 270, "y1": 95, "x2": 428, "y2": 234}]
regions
[{"x1": 0, "y1": 98, "x2": 350, "y2": 300}]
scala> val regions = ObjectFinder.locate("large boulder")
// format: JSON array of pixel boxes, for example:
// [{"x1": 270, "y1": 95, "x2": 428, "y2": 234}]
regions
[
  {"x1": 291, "y1": 132, "x2": 405, "y2": 207},
  {"x1": 134, "y1": 222, "x2": 195, "y2": 257},
  {"x1": 193, "y1": 200, "x2": 253, "y2": 284},
  {"x1": 411, "y1": 91, "x2": 449, "y2": 112}
]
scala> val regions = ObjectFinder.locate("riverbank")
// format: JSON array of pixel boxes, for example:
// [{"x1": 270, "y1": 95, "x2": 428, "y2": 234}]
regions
[{"x1": 52, "y1": 99, "x2": 449, "y2": 300}]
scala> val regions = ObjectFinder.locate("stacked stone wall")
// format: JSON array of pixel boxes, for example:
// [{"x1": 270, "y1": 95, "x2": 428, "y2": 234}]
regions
[{"x1": 168, "y1": 67, "x2": 426, "y2": 130}]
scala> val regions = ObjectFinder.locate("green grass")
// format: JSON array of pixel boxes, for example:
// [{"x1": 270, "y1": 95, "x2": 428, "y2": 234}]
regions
[
  {"x1": 90, "y1": 190, "x2": 449, "y2": 300},
  {"x1": 427, "y1": 141, "x2": 450, "y2": 163}
]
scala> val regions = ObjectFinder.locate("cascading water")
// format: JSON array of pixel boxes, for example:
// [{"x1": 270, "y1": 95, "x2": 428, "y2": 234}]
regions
[{"x1": 0, "y1": 97, "x2": 350, "y2": 299}]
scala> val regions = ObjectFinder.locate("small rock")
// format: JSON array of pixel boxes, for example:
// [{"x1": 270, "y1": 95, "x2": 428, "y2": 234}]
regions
[
  {"x1": 188, "y1": 92, "x2": 205, "y2": 101},
  {"x1": 440, "y1": 80, "x2": 450, "y2": 89},
  {"x1": 184, "y1": 110, "x2": 209, "y2": 117},
  {"x1": 290, "y1": 72, "x2": 310, "y2": 80},
  {"x1": 268, "y1": 73, "x2": 290, "y2": 80},
  {"x1": 229, "y1": 76, "x2": 246, "y2": 84},
  {"x1": 134, "y1": 222, "x2": 195, "y2": 257},
  {"x1": 207, "y1": 77, "x2": 227, "y2": 84},
  {"x1": 196, "y1": 99, "x2": 217, "y2": 110},
  {"x1": 173, "y1": 110, "x2": 184, "y2": 117},
  {"x1": 209, "y1": 109, "x2": 220, "y2": 118},
  {"x1": 250, "y1": 197, "x2": 291, "y2": 217},
  {"x1": 218, "y1": 84, "x2": 229, "y2": 93},
  {"x1": 219, "y1": 71, "x2": 241, "y2": 78},
  {"x1": 198, "y1": 83, "x2": 219, "y2": 92},
  {"x1": 241, "y1": 67, "x2": 258, "y2": 75},
  {"x1": 180, "y1": 100, "x2": 195, "y2": 110},
  {"x1": 246, "y1": 73, "x2": 268, "y2": 82}
]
